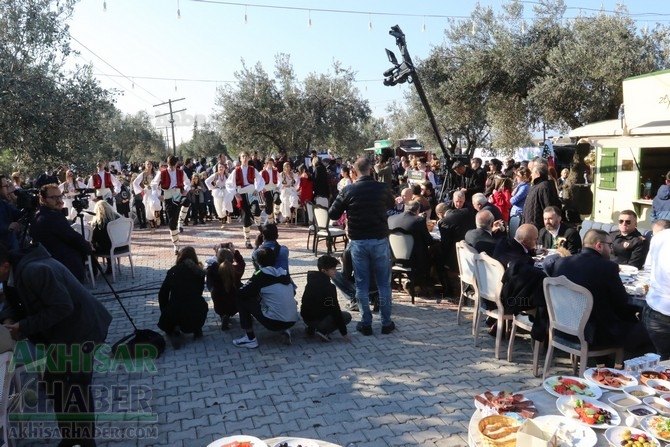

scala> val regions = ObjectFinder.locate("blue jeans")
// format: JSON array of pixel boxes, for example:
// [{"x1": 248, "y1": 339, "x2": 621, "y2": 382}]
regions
[
  {"x1": 349, "y1": 238, "x2": 392, "y2": 326},
  {"x1": 643, "y1": 305, "x2": 670, "y2": 360},
  {"x1": 332, "y1": 272, "x2": 356, "y2": 302}
]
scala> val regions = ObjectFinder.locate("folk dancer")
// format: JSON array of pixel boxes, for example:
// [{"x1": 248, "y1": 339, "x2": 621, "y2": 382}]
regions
[
  {"x1": 86, "y1": 160, "x2": 121, "y2": 206},
  {"x1": 261, "y1": 158, "x2": 281, "y2": 224},
  {"x1": 132, "y1": 161, "x2": 161, "y2": 231},
  {"x1": 225, "y1": 151, "x2": 265, "y2": 248},
  {"x1": 278, "y1": 161, "x2": 300, "y2": 223},
  {"x1": 59, "y1": 169, "x2": 88, "y2": 221},
  {"x1": 152, "y1": 156, "x2": 191, "y2": 254},
  {"x1": 205, "y1": 163, "x2": 233, "y2": 227}
]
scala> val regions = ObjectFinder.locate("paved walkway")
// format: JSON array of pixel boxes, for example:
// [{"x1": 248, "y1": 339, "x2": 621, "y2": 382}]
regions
[{"x1": 15, "y1": 220, "x2": 553, "y2": 447}]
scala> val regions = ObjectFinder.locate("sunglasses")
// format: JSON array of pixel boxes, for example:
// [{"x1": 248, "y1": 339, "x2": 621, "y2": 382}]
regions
[{"x1": 618, "y1": 219, "x2": 632, "y2": 224}]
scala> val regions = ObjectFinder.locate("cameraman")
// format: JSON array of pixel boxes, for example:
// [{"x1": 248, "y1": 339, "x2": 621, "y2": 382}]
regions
[
  {"x1": 0, "y1": 175, "x2": 23, "y2": 250},
  {"x1": 29, "y1": 184, "x2": 93, "y2": 283}
]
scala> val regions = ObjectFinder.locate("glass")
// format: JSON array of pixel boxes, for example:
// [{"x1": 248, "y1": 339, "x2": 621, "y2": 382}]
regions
[
  {"x1": 619, "y1": 219, "x2": 632, "y2": 224},
  {"x1": 46, "y1": 194, "x2": 63, "y2": 200}
]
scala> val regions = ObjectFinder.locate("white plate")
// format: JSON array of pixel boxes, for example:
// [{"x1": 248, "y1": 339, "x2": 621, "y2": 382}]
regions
[
  {"x1": 473, "y1": 390, "x2": 535, "y2": 417},
  {"x1": 533, "y1": 415, "x2": 597, "y2": 447},
  {"x1": 556, "y1": 396, "x2": 622, "y2": 429},
  {"x1": 620, "y1": 265, "x2": 640, "y2": 275},
  {"x1": 272, "y1": 439, "x2": 319, "y2": 447},
  {"x1": 640, "y1": 415, "x2": 670, "y2": 443},
  {"x1": 605, "y1": 426, "x2": 661, "y2": 447},
  {"x1": 207, "y1": 436, "x2": 268, "y2": 447},
  {"x1": 543, "y1": 376, "x2": 602, "y2": 399},
  {"x1": 584, "y1": 367, "x2": 638, "y2": 391}
]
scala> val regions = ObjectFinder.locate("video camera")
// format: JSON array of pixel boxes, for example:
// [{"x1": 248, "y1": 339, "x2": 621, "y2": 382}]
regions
[
  {"x1": 12, "y1": 188, "x2": 40, "y2": 213},
  {"x1": 73, "y1": 188, "x2": 96, "y2": 213}
]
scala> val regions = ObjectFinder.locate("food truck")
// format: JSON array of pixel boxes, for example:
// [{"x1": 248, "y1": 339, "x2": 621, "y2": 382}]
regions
[{"x1": 569, "y1": 69, "x2": 670, "y2": 225}]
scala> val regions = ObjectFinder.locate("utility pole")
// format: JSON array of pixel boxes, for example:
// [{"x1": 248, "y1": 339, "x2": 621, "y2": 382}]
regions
[{"x1": 154, "y1": 98, "x2": 186, "y2": 156}]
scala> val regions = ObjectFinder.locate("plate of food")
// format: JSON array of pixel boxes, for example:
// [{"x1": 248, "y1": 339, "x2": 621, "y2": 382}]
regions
[
  {"x1": 584, "y1": 367, "x2": 638, "y2": 390},
  {"x1": 556, "y1": 396, "x2": 621, "y2": 429},
  {"x1": 605, "y1": 426, "x2": 661, "y2": 447},
  {"x1": 473, "y1": 390, "x2": 537, "y2": 419},
  {"x1": 272, "y1": 439, "x2": 319, "y2": 447},
  {"x1": 543, "y1": 376, "x2": 602, "y2": 399},
  {"x1": 620, "y1": 265, "x2": 640, "y2": 275},
  {"x1": 640, "y1": 415, "x2": 670, "y2": 442},
  {"x1": 207, "y1": 436, "x2": 268, "y2": 447},
  {"x1": 532, "y1": 415, "x2": 597, "y2": 447}
]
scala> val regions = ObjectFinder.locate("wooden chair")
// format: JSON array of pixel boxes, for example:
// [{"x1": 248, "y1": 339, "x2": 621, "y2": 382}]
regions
[
  {"x1": 472, "y1": 253, "x2": 511, "y2": 360},
  {"x1": 389, "y1": 228, "x2": 416, "y2": 304},
  {"x1": 507, "y1": 310, "x2": 543, "y2": 376},
  {"x1": 455, "y1": 241, "x2": 479, "y2": 334},
  {"x1": 312, "y1": 204, "x2": 347, "y2": 256},
  {"x1": 97, "y1": 217, "x2": 135, "y2": 282},
  {"x1": 542, "y1": 275, "x2": 624, "y2": 379}
]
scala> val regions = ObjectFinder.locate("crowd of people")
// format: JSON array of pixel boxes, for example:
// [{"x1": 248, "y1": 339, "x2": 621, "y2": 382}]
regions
[{"x1": 1, "y1": 149, "x2": 670, "y2": 446}]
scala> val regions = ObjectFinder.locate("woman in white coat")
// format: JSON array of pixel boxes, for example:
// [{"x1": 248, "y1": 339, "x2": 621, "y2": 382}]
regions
[
  {"x1": 205, "y1": 163, "x2": 233, "y2": 227},
  {"x1": 59, "y1": 169, "x2": 88, "y2": 221},
  {"x1": 132, "y1": 160, "x2": 160, "y2": 231},
  {"x1": 278, "y1": 161, "x2": 300, "y2": 223}
]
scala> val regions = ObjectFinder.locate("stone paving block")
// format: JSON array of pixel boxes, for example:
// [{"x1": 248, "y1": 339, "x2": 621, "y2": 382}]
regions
[
  {"x1": 165, "y1": 408, "x2": 194, "y2": 425},
  {"x1": 362, "y1": 425, "x2": 396, "y2": 442},
  {"x1": 296, "y1": 415, "x2": 327, "y2": 431},
  {"x1": 167, "y1": 427, "x2": 197, "y2": 444}
]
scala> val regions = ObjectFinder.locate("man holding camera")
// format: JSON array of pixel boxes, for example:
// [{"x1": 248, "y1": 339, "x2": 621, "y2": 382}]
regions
[{"x1": 29, "y1": 184, "x2": 93, "y2": 283}]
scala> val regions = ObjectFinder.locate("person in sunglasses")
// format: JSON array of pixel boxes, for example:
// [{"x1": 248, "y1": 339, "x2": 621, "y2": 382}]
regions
[{"x1": 611, "y1": 209, "x2": 649, "y2": 269}]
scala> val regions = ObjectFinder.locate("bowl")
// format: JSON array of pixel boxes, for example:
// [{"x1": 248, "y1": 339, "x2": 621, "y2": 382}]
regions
[
  {"x1": 627, "y1": 405, "x2": 658, "y2": 425},
  {"x1": 478, "y1": 415, "x2": 521, "y2": 447},
  {"x1": 608, "y1": 393, "x2": 643, "y2": 411},
  {"x1": 644, "y1": 397, "x2": 670, "y2": 416},
  {"x1": 661, "y1": 393, "x2": 670, "y2": 403},
  {"x1": 647, "y1": 379, "x2": 670, "y2": 394},
  {"x1": 641, "y1": 371, "x2": 669, "y2": 385},
  {"x1": 624, "y1": 384, "x2": 657, "y2": 399}
]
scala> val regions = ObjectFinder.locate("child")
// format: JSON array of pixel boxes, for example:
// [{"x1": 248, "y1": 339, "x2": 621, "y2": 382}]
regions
[{"x1": 300, "y1": 255, "x2": 351, "y2": 342}]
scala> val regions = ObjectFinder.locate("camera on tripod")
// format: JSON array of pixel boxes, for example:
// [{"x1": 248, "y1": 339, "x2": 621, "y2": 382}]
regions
[
  {"x1": 73, "y1": 188, "x2": 95, "y2": 213},
  {"x1": 12, "y1": 188, "x2": 40, "y2": 213}
]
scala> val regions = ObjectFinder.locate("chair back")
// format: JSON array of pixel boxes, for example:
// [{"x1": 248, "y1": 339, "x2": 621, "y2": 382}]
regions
[
  {"x1": 107, "y1": 217, "x2": 133, "y2": 247},
  {"x1": 305, "y1": 201, "x2": 315, "y2": 226},
  {"x1": 71, "y1": 223, "x2": 93, "y2": 242},
  {"x1": 389, "y1": 229, "x2": 414, "y2": 263},
  {"x1": 543, "y1": 275, "x2": 593, "y2": 341},
  {"x1": 312, "y1": 204, "x2": 331, "y2": 231},
  {"x1": 456, "y1": 240, "x2": 478, "y2": 285},
  {"x1": 473, "y1": 253, "x2": 505, "y2": 308}
]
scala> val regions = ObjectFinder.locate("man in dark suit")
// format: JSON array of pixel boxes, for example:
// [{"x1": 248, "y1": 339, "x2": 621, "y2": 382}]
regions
[
  {"x1": 493, "y1": 223, "x2": 538, "y2": 269},
  {"x1": 464, "y1": 210, "x2": 504, "y2": 256},
  {"x1": 551, "y1": 229, "x2": 641, "y2": 348},
  {"x1": 29, "y1": 184, "x2": 93, "y2": 283},
  {"x1": 472, "y1": 192, "x2": 504, "y2": 222},
  {"x1": 611, "y1": 209, "x2": 649, "y2": 269},
  {"x1": 538, "y1": 205, "x2": 582, "y2": 254},
  {"x1": 522, "y1": 158, "x2": 561, "y2": 230},
  {"x1": 435, "y1": 193, "x2": 475, "y2": 298},
  {"x1": 388, "y1": 200, "x2": 436, "y2": 290}
]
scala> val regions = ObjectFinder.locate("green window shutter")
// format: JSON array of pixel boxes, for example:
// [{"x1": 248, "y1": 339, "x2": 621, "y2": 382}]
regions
[{"x1": 599, "y1": 147, "x2": 617, "y2": 190}]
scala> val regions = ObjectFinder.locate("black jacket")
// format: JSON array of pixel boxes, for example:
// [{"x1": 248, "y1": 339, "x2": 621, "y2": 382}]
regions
[
  {"x1": 438, "y1": 207, "x2": 475, "y2": 270},
  {"x1": 611, "y1": 229, "x2": 649, "y2": 269},
  {"x1": 538, "y1": 224, "x2": 582, "y2": 254},
  {"x1": 493, "y1": 237, "x2": 534, "y2": 269},
  {"x1": 157, "y1": 259, "x2": 208, "y2": 333},
  {"x1": 300, "y1": 271, "x2": 348, "y2": 336},
  {"x1": 388, "y1": 211, "x2": 435, "y2": 281},
  {"x1": 522, "y1": 175, "x2": 561, "y2": 230},
  {"x1": 329, "y1": 175, "x2": 394, "y2": 240},
  {"x1": 552, "y1": 248, "x2": 638, "y2": 346},
  {"x1": 464, "y1": 228, "x2": 497, "y2": 256}
]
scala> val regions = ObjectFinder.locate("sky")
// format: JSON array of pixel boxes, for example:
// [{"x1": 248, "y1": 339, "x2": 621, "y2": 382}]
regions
[{"x1": 65, "y1": 0, "x2": 670, "y2": 146}]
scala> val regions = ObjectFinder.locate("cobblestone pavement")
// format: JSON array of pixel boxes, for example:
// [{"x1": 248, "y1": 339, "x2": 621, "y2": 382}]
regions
[{"x1": 15, "y1": 219, "x2": 553, "y2": 447}]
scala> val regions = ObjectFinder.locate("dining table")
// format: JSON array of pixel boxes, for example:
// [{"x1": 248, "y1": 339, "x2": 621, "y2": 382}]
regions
[{"x1": 467, "y1": 360, "x2": 670, "y2": 447}]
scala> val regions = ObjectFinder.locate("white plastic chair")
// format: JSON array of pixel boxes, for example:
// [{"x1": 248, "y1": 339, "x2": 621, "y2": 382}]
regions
[
  {"x1": 304, "y1": 201, "x2": 316, "y2": 251},
  {"x1": 542, "y1": 275, "x2": 624, "y2": 379},
  {"x1": 71, "y1": 223, "x2": 95, "y2": 288},
  {"x1": 101, "y1": 217, "x2": 135, "y2": 282}
]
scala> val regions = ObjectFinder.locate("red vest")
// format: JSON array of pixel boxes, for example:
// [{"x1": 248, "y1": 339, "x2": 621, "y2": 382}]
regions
[
  {"x1": 93, "y1": 172, "x2": 114, "y2": 191},
  {"x1": 261, "y1": 168, "x2": 278, "y2": 185},
  {"x1": 234, "y1": 166, "x2": 256, "y2": 187},
  {"x1": 160, "y1": 168, "x2": 184, "y2": 189}
]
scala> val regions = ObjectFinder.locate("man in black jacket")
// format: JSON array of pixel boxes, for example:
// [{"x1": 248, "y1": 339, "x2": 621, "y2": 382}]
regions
[
  {"x1": 538, "y1": 205, "x2": 581, "y2": 254},
  {"x1": 611, "y1": 209, "x2": 649, "y2": 269},
  {"x1": 329, "y1": 157, "x2": 395, "y2": 335},
  {"x1": 522, "y1": 158, "x2": 561, "y2": 230}
]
